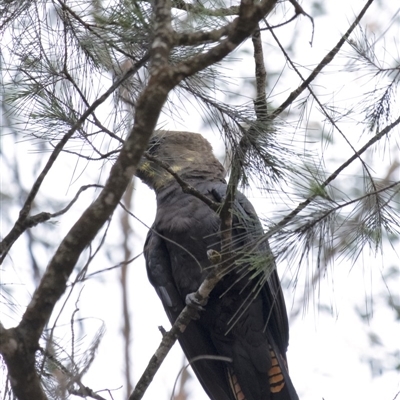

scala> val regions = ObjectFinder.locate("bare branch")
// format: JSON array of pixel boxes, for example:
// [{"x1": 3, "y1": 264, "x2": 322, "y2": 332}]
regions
[
  {"x1": 0, "y1": 54, "x2": 150, "y2": 263},
  {"x1": 287, "y1": 0, "x2": 314, "y2": 43},
  {"x1": 129, "y1": 251, "x2": 225, "y2": 400},
  {"x1": 0, "y1": 185, "x2": 103, "y2": 262},
  {"x1": 269, "y1": 0, "x2": 375, "y2": 119},
  {"x1": 174, "y1": 25, "x2": 230, "y2": 46},
  {"x1": 171, "y1": 0, "x2": 239, "y2": 16},
  {"x1": 261, "y1": 114, "x2": 400, "y2": 244},
  {"x1": 172, "y1": 0, "x2": 278, "y2": 79}
]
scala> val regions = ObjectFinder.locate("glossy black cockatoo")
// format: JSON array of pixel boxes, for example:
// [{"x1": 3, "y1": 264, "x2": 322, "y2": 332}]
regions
[{"x1": 137, "y1": 130, "x2": 299, "y2": 400}]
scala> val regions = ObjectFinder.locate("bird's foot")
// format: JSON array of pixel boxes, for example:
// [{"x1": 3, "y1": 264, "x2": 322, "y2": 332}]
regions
[
  {"x1": 207, "y1": 249, "x2": 222, "y2": 265},
  {"x1": 185, "y1": 292, "x2": 207, "y2": 320}
]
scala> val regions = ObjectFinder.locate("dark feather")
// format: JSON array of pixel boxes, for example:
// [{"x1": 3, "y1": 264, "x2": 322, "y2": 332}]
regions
[{"x1": 140, "y1": 131, "x2": 299, "y2": 400}]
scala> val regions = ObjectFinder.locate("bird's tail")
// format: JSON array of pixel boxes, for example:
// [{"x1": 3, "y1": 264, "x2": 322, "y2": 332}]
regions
[
  {"x1": 226, "y1": 343, "x2": 299, "y2": 400},
  {"x1": 267, "y1": 343, "x2": 299, "y2": 400}
]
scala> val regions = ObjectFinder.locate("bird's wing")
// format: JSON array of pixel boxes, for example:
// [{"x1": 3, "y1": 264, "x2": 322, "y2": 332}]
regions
[
  {"x1": 207, "y1": 183, "x2": 298, "y2": 400},
  {"x1": 210, "y1": 184, "x2": 290, "y2": 354},
  {"x1": 144, "y1": 228, "x2": 236, "y2": 400},
  {"x1": 144, "y1": 183, "x2": 298, "y2": 400}
]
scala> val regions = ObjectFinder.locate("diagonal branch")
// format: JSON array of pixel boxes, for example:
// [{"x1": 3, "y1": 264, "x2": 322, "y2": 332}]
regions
[
  {"x1": 269, "y1": 0, "x2": 375, "y2": 119},
  {"x1": 129, "y1": 250, "x2": 225, "y2": 400},
  {"x1": 266, "y1": 16, "x2": 378, "y2": 190},
  {"x1": 0, "y1": 1, "x2": 285, "y2": 398},
  {"x1": 0, "y1": 53, "x2": 150, "y2": 263},
  {"x1": 172, "y1": 0, "x2": 278, "y2": 80},
  {"x1": 261, "y1": 113, "x2": 400, "y2": 244}
]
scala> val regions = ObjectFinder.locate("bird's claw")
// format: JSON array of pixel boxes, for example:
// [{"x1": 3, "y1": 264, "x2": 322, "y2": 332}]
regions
[
  {"x1": 207, "y1": 249, "x2": 222, "y2": 265},
  {"x1": 185, "y1": 292, "x2": 207, "y2": 320},
  {"x1": 186, "y1": 292, "x2": 206, "y2": 309}
]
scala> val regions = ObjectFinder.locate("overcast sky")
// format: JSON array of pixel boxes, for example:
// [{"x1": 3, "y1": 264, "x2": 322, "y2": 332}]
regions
[{"x1": 1, "y1": 1, "x2": 400, "y2": 399}]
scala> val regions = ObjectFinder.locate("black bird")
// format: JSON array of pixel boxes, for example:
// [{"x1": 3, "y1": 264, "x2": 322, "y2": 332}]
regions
[{"x1": 137, "y1": 130, "x2": 299, "y2": 400}]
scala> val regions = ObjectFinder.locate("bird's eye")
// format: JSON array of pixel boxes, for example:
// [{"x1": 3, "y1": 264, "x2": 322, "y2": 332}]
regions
[{"x1": 147, "y1": 137, "x2": 162, "y2": 155}]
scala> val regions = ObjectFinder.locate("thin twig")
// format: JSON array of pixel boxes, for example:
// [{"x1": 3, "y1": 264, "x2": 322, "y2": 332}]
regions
[
  {"x1": 143, "y1": 153, "x2": 221, "y2": 211},
  {"x1": 266, "y1": 19, "x2": 378, "y2": 191},
  {"x1": 261, "y1": 114, "x2": 400, "y2": 244},
  {"x1": 171, "y1": 0, "x2": 239, "y2": 16},
  {"x1": 269, "y1": 0, "x2": 375, "y2": 119},
  {"x1": 0, "y1": 53, "x2": 150, "y2": 263},
  {"x1": 79, "y1": 253, "x2": 143, "y2": 281},
  {"x1": 120, "y1": 182, "x2": 134, "y2": 396},
  {"x1": 128, "y1": 251, "x2": 225, "y2": 400},
  {"x1": 0, "y1": 184, "x2": 103, "y2": 263}
]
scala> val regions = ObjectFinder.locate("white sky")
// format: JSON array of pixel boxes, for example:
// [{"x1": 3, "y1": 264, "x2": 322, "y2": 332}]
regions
[{"x1": 1, "y1": 1, "x2": 400, "y2": 400}]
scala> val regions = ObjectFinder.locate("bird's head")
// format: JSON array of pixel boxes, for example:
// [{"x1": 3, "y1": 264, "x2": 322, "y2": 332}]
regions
[{"x1": 136, "y1": 130, "x2": 226, "y2": 192}]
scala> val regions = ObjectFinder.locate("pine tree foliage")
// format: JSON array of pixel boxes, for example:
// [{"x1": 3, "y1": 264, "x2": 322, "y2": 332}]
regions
[{"x1": 1, "y1": 0, "x2": 400, "y2": 399}]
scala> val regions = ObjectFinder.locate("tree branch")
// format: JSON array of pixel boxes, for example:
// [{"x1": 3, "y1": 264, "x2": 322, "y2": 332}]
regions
[
  {"x1": 174, "y1": 25, "x2": 230, "y2": 46},
  {"x1": 0, "y1": 1, "x2": 285, "y2": 397},
  {"x1": 269, "y1": 0, "x2": 375, "y2": 119},
  {"x1": 128, "y1": 250, "x2": 225, "y2": 400},
  {"x1": 171, "y1": 0, "x2": 239, "y2": 16},
  {"x1": 0, "y1": 54, "x2": 149, "y2": 263},
  {"x1": 171, "y1": 0, "x2": 278, "y2": 80},
  {"x1": 261, "y1": 113, "x2": 400, "y2": 244},
  {"x1": 0, "y1": 48, "x2": 163, "y2": 400}
]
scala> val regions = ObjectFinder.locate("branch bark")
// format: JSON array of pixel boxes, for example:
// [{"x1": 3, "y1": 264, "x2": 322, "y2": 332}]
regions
[
  {"x1": 128, "y1": 250, "x2": 225, "y2": 400},
  {"x1": 0, "y1": 49, "x2": 166, "y2": 400},
  {"x1": 0, "y1": 0, "x2": 284, "y2": 397},
  {"x1": 0, "y1": 54, "x2": 149, "y2": 263}
]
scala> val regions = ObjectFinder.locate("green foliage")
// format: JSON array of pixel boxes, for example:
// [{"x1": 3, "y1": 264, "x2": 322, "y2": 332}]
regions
[{"x1": 1, "y1": 0, "x2": 400, "y2": 398}]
